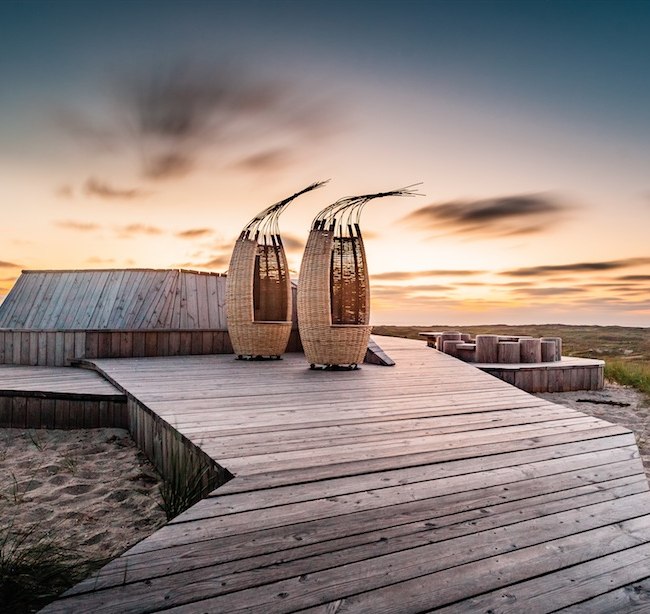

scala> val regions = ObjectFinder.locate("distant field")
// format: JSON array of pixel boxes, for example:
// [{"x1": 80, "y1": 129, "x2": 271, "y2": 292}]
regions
[{"x1": 372, "y1": 324, "x2": 650, "y2": 394}]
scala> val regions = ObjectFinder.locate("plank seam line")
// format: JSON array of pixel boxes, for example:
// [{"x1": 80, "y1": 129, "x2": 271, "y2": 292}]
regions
[
  {"x1": 215, "y1": 430, "x2": 635, "y2": 492},
  {"x1": 59, "y1": 490, "x2": 650, "y2": 597},
  {"x1": 168, "y1": 464, "x2": 647, "y2": 527},
  {"x1": 545, "y1": 572, "x2": 650, "y2": 613},
  {"x1": 191, "y1": 450, "x2": 643, "y2": 515},
  {"x1": 116, "y1": 509, "x2": 650, "y2": 611},
  {"x1": 437, "y1": 544, "x2": 650, "y2": 614},
  {"x1": 137, "y1": 476, "x2": 649, "y2": 560}
]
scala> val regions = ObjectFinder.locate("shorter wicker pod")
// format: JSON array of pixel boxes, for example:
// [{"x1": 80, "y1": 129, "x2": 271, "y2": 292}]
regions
[
  {"x1": 227, "y1": 181, "x2": 325, "y2": 359},
  {"x1": 298, "y1": 187, "x2": 419, "y2": 369}
]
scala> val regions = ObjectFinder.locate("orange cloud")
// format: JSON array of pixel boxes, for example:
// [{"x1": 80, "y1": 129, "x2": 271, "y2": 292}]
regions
[
  {"x1": 372, "y1": 269, "x2": 484, "y2": 281},
  {"x1": 85, "y1": 177, "x2": 150, "y2": 200},
  {"x1": 55, "y1": 220, "x2": 100, "y2": 232},
  {"x1": 176, "y1": 228, "x2": 214, "y2": 239},
  {"x1": 115, "y1": 224, "x2": 163, "y2": 238}
]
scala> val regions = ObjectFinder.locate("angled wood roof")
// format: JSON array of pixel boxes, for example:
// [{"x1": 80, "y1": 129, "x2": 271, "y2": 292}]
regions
[{"x1": 0, "y1": 269, "x2": 227, "y2": 330}]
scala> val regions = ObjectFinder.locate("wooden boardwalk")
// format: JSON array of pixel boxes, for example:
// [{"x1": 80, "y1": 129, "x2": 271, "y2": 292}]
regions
[
  {"x1": 45, "y1": 337, "x2": 650, "y2": 612},
  {"x1": 0, "y1": 365, "x2": 123, "y2": 398},
  {"x1": 0, "y1": 365, "x2": 127, "y2": 429}
]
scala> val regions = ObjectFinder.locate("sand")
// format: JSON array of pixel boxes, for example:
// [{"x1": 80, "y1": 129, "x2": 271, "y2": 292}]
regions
[{"x1": 0, "y1": 428, "x2": 166, "y2": 610}]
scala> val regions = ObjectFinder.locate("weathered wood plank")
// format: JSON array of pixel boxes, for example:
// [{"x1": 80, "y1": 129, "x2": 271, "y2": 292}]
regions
[
  {"x1": 53, "y1": 491, "x2": 650, "y2": 612},
  {"x1": 437, "y1": 548, "x2": 650, "y2": 613},
  {"x1": 63, "y1": 474, "x2": 648, "y2": 597},
  {"x1": 132, "y1": 512, "x2": 650, "y2": 613},
  {"x1": 557, "y1": 575, "x2": 650, "y2": 613}
]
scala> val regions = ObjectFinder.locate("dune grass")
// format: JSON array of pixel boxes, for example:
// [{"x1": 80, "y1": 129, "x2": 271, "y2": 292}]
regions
[
  {"x1": 605, "y1": 360, "x2": 650, "y2": 395},
  {"x1": 157, "y1": 433, "x2": 223, "y2": 521},
  {"x1": 158, "y1": 456, "x2": 215, "y2": 521},
  {"x1": 0, "y1": 518, "x2": 87, "y2": 613}
]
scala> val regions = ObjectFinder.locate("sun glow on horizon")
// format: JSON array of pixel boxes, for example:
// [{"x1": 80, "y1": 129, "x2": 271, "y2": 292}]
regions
[{"x1": 1, "y1": 1, "x2": 649, "y2": 326}]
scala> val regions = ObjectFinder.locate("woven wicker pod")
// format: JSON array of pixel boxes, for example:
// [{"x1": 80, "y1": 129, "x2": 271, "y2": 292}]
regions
[
  {"x1": 297, "y1": 187, "x2": 419, "y2": 368},
  {"x1": 227, "y1": 181, "x2": 325, "y2": 358}
]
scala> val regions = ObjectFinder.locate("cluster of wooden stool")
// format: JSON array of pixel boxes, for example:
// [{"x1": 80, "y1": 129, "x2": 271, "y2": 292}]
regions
[{"x1": 420, "y1": 331, "x2": 563, "y2": 364}]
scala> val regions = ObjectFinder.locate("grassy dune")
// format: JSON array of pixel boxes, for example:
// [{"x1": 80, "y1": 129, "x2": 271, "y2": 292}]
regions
[{"x1": 605, "y1": 360, "x2": 650, "y2": 395}]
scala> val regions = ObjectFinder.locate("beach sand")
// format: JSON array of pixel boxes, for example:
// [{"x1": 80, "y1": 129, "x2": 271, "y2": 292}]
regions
[
  {"x1": 0, "y1": 428, "x2": 166, "y2": 611},
  {"x1": 535, "y1": 383, "x2": 650, "y2": 476}
]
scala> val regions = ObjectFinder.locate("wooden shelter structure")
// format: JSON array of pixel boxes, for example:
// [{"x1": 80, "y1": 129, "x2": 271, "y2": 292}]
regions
[
  {"x1": 0, "y1": 268, "x2": 299, "y2": 366},
  {"x1": 226, "y1": 182, "x2": 325, "y2": 359},
  {"x1": 298, "y1": 187, "x2": 418, "y2": 369}
]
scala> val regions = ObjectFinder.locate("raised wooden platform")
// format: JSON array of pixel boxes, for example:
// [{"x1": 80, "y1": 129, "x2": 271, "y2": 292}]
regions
[
  {"x1": 0, "y1": 365, "x2": 127, "y2": 428},
  {"x1": 475, "y1": 355, "x2": 605, "y2": 393},
  {"x1": 41, "y1": 336, "x2": 650, "y2": 612}
]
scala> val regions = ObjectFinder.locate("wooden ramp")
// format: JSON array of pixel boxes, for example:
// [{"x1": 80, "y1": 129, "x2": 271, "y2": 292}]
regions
[{"x1": 44, "y1": 337, "x2": 650, "y2": 612}]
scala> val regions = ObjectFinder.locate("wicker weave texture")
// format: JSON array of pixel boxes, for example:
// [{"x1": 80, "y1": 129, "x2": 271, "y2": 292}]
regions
[
  {"x1": 227, "y1": 238, "x2": 292, "y2": 357},
  {"x1": 298, "y1": 229, "x2": 371, "y2": 365},
  {"x1": 330, "y1": 235, "x2": 370, "y2": 324}
]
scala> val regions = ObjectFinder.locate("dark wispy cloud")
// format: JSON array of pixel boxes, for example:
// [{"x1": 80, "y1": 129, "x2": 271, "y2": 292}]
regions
[
  {"x1": 615, "y1": 286, "x2": 650, "y2": 295},
  {"x1": 0, "y1": 261, "x2": 21, "y2": 268},
  {"x1": 375, "y1": 283, "x2": 453, "y2": 293},
  {"x1": 511, "y1": 286, "x2": 586, "y2": 297},
  {"x1": 115, "y1": 224, "x2": 163, "y2": 238},
  {"x1": 502, "y1": 257, "x2": 650, "y2": 277},
  {"x1": 590, "y1": 282, "x2": 648, "y2": 289},
  {"x1": 371, "y1": 269, "x2": 484, "y2": 281},
  {"x1": 281, "y1": 234, "x2": 305, "y2": 252},
  {"x1": 500, "y1": 281, "x2": 535, "y2": 287},
  {"x1": 176, "y1": 254, "x2": 230, "y2": 270},
  {"x1": 370, "y1": 285, "x2": 454, "y2": 308},
  {"x1": 176, "y1": 228, "x2": 214, "y2": 239},
  {"x1": 55, "y1": 185, "x2": 74, "y2": 199},
  {"x1": 369, "y1": 289, "x2": 508, "y2": 311},
  {"x1": 60, "y1": 62, "x2": 339, "y2": 183},
  {"x1": 232, "y1": 148, "x2": 293, "y2": 173},
  {"x1": 53, "y1": 108, "x2": 119, "y2": 153},
  {"x1": 54, "y1": 220, "x2": 100, "y2": 232},
  {"x1": 85, "y1": 177, "x2": 150, "y2": 200},
  {"x1": 617, "y1": 274, "x2": 650, "y2": 281},
  {"x1": 402, "y1": 194, "x2": 568, "y2": 238}
]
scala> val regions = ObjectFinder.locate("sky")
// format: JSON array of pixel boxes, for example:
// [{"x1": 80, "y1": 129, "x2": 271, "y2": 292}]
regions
[{"x1": 1, "y1": 0, "x2": 649, "y2": 326}]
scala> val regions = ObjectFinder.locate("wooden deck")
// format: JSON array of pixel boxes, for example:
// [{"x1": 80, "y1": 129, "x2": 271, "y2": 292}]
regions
[
  {"x1": 44, "y1": 336, "x2": 650, "y2": 612},
  {"x1": 473, "y1": 355, "x2": 605, "y2": 393},
  {"x1": 0, "y1": 365, "x2": 124, "y2": 397},
  {"x1": 0, "y1": 365, "x2": 127, "y2": 429}
]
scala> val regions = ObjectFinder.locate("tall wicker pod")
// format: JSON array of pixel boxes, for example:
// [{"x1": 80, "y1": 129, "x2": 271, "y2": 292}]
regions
[
  {"x1": 298, "y1": 187, "x2": 419, "y2": 369},
  {"x1": 227, "y1": 181, "x2": 325, "y2": 359}
]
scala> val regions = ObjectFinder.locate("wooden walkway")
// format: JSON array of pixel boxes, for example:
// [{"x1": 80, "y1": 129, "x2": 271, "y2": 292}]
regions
[
  {"x1": 45, "y1": 337, "x2": 650, "y2": 612},
  {"x1": 0, "y1": 365, "x2": 127, "y2": 429},
  {"x1": 0, "y1": 364, "x2": 123, "y2": 397}
]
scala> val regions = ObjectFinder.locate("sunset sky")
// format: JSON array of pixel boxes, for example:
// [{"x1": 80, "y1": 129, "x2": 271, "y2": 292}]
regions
[{"x1": 2, "y1": 0, "x2": 649, "y2": 326}]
